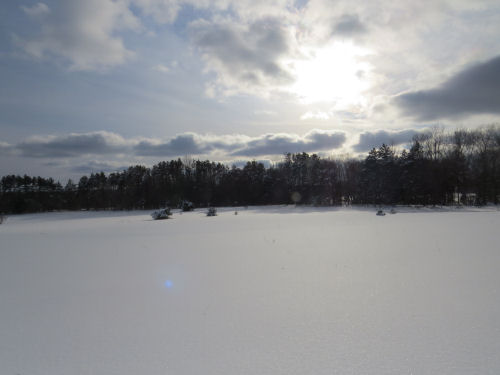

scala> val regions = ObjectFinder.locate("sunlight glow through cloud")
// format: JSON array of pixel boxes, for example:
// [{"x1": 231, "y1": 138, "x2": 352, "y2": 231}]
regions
[{"x1": 290, "y1": 41, "x2": 372, "y2": 108}]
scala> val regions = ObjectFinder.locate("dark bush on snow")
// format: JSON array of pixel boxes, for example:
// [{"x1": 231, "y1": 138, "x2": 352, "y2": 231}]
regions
[
  {"x1": 151, "y1": 208, "x2": 172, "y2": 220},
  {"x1": 181, "y1": 200, "x2": 194, "y2": 212}
]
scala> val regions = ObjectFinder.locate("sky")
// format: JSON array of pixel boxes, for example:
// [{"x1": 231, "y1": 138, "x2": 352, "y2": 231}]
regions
[{"x1": 1, "y1": 0, "x2": 500, "y2": 181}]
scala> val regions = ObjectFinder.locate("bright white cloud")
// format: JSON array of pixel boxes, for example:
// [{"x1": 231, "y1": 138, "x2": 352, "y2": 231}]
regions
[{"x1": 300, "y1": 111, "x2": 332, "y2": 120}]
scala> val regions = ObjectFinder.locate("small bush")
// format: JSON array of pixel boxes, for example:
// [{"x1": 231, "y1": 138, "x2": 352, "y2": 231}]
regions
[
  {"x1": 207, "y1": 207, "x2": 217, "y2": 217},
  {"x1": 0, "y1": 214, "x2": 4, "y2": 224},
  {"x1": 151, "y1": 208, "x2": 172, "y2": 220},
  {"x1": 376, "y1": 210, "x2": 386, "y2": 216},
  {"x1": 181, "y1": 200, "x2": 194, "y2": 212}
]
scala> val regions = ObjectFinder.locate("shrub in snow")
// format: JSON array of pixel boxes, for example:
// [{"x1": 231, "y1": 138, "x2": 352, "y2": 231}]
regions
[
  {"x1": 234, "y1": 211, "x2": 238, "y2": 215},
  {"x1": 390, "y1": 208, "x2": 397, "y2": 214},
  {"x1": 376, "y1": 210, "x2": 386, "y2": 216},
  {"x1": 151, "y1": 208, "x2": 172, "y2": 220},
  {"x1": 181, "y1": 200, "x2": 194, "y2": 212},
  {"x1": 0, "y1": 214, "x2": 4, "y2": 224},
  {"x1": 207, "y1": 207, "x2": 217, "y2": 216}
]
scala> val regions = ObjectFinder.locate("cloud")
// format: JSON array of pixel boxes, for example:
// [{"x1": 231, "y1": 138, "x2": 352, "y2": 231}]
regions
[
  {"x1": 131, "y1": 0, "x2": 183, "y2": 24},
  {"x1": 0, "y1": 141, "x2": 14, "y2": 156},
  {"x1": 16, "y1": 0, "x2": 140, "y2": 70},
  {"x1": 190, "y1": 17, "x2": 295, "y2": 96},
  {"x1": 132, "y1": 0, "x2": 294, "y2": 24},
  {"x1": 70, "y1": 161, "x2": 129, "y2": 174},
  {"x1": 3, "y1": 130, "x2": 347, "y2": 160},
  {"x1": 300, "y1": 110, "x2": 333, "y2": 120},
  {"x1": 16, "y1": 131, "x2": 131, "y2": 157},
  {"x1": 135, "y1": 130, "x2": 346, "y2": 158},
  {"x1": 134, "y1": 133, "x2": 249, "y2": 156},
  {"x1": 21, "y1": 2, "x2": 50, "y2": 18},
  {"x1": 353, "y1": 129, "x2": 419, "y2": 152},
  {"x1": 135, "y1": 133, "x2": 210, "y2": 156},
  {"x1": 395, "y1": 55, "x2": 500, "y2": 121},
  {"x1": 231, "y1": 130, "x2": 346, "y2": 156},
  {"x1": 333, "y1": 14, "x2": 367, "y2": 37},
  {"x1": 153, "y1": 64, "x2": 170, "y2": 73}
]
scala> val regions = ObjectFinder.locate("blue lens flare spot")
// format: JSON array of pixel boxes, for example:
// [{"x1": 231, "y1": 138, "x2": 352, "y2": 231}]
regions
[{"x1": 164, "y1": 280, "x2": 173, "y2": 288}]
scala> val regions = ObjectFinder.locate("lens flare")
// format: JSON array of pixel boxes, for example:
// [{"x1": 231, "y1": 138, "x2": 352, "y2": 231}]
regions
[{"x1": 164, "y1": 280, "x2": 173, "y2": 288}]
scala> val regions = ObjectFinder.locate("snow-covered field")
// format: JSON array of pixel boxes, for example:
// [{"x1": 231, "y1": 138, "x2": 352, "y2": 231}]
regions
[{"x1": 1, "y1": 206, "x2": 500, "y2": 375}]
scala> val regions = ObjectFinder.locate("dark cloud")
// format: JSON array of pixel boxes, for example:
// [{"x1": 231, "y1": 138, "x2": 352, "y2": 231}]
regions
[
  {"x1": 71, "y1": 161, "x2": 129, "y2": 174},
  {"x1": 16, "y1": 132, "x2": 128, "y2": 157},
  {"x1": 396, "y1": 55, "x2": 500, "y2": 120},
  {"x1": 5, "y1": 130, "x2": 347, "y2": 160},
  {"x1": 135, "y1": 131, "x2": 347, "y2": 157},
  {"x1": 304, "y1": 130, "x2": 347, "y2": 150},
  {"x1": 0, "y1": 142, "x2": 13, "y2": 155},
  {"x1": 333, "y1": 14, "x2": 367, "y2": 36},
  {"x1": 231, "y1": 130, "x2": 346, "y2": 157},
  {"x1": 190, "y1": 18, "x2": 293, "y2": 88},
  {"x1": 134, "y1": 133, "x2": 209, "y2": 156},
  {"x1": 353, "y1": 129, "x2": 419, "y2": 152}
]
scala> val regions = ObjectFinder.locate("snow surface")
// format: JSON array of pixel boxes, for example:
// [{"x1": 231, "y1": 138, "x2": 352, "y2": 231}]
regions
[{"x1": 1, "y1": 206, "x2": 500, "y2": 375}]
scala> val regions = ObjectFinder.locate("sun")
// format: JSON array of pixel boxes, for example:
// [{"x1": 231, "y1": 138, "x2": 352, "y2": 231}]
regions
[{"x1": 290, "y1": 41, "x2": 372, "y2": 107}]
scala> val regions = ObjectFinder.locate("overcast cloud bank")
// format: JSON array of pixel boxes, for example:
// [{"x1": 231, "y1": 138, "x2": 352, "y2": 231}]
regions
[{"x1": 0, "y1": 130, "x2": 347, "y2": 160}]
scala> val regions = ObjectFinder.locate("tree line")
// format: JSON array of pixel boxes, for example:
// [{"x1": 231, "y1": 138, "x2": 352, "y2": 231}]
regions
[{"x1": 1, "y1": 126, "x2": 499, "y2": 214}]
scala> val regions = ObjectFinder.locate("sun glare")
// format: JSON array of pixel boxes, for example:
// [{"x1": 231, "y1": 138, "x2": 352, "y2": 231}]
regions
[{"x1": 291, "y1": 42, "x2": 372, "y2": 107}]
